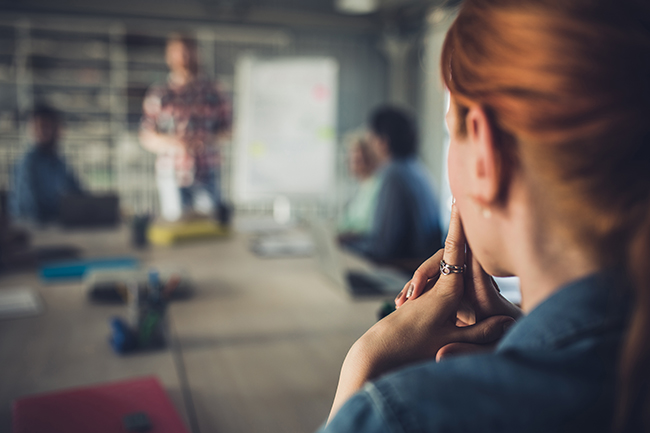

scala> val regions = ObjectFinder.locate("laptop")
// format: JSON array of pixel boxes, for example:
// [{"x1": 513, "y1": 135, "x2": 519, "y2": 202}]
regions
[
  {"x1": 59, "y1": 194, "x2": 120, "y2": 228},
  {"x1": 310, "y1": 219, "x2": 409, "y2": 298},
  {"x1": 250, "y1": 230, "x2": 315, "y2": 258}
]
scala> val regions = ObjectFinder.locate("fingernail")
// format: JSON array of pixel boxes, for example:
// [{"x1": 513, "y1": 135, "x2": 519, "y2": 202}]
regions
[
  {"x1": 406, "y1": 283, "x2": 414, "y2": 299},
  {"x1": 395, "y1": 290, "x2": 403, "y2": 302},
  {"x1": 503, "y1": 320, "x2": 515, "y2": 333}
]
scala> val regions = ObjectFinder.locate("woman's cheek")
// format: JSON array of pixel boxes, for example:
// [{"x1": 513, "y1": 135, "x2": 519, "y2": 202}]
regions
[{"x1": 447, "y1": 141, "x2": 465, "y2": 200}]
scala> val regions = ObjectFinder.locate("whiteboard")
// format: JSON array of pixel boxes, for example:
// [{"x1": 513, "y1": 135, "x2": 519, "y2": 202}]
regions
[{"x1": 233, "y1": 56, "x2": 339, "y2": 203}]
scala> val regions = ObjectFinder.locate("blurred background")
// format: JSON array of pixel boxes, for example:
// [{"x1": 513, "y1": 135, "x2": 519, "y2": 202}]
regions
[
  {"x1": 0, "y1": 0, "x2": 458, "y2": 216},
  {"x1": 0, "y1": 1, "x2": 480, "y2": 433}
]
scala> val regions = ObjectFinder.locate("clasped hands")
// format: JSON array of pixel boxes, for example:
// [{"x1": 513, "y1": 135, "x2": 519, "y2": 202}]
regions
[{"x1": 328, "y1": 204, "x2": 522, "y2": 420}]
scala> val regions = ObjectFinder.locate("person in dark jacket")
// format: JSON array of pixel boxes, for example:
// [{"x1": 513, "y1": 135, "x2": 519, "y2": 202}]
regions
[
  {"x1": 341, "y1": 106, "x2": 442, "y2": 270},
  {"x1": 10, "y1": 105, "x2": 82, "y2": 223}
]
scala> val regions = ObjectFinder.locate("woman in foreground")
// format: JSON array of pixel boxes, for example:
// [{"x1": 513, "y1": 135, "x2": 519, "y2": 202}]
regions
[{"x1": 318, "y1": 0, "x2": 650, "y2": 431}]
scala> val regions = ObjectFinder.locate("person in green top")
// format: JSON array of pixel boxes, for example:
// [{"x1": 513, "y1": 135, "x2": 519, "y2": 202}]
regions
[{"x1": 338, "y1": 134, "x2": 381, "y2": 239}]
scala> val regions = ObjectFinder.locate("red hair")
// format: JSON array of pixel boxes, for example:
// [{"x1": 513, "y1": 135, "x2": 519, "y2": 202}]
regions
[{"x1": 442, "y1": 0, "x2": 650, "y2": 430}]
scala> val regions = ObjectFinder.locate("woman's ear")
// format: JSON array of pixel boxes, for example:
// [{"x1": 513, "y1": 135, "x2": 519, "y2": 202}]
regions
[{"x1": 465, "y1": 105, "x2": 500, "y2": 204}]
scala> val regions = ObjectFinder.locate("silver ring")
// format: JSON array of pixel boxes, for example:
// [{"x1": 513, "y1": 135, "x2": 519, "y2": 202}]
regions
[{"x1": 440, "y1": 259, "x2": 465, "y2": 276}]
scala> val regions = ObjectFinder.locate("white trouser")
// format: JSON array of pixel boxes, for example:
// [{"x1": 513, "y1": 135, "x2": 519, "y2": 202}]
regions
[{"x1": 156, "y1": 171, "x2": 183, "y2": 222}]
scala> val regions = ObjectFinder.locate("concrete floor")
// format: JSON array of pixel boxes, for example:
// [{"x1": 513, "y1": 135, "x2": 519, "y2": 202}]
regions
[{"x1": 0, "y1": 225, "x2": 387, "y2": 433}]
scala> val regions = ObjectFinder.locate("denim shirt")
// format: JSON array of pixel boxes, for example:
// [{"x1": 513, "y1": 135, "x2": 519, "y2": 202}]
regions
[
  {"x1": 319, "y1": 272, "x2": 629, "y2": 433},
  {"x1": 10, "y1": 147, "x2": 82, "y2": 223}
]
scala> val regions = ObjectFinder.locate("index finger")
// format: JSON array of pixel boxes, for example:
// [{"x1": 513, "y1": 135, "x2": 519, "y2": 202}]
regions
[
  {"x1": 437, "y1": 203, "x2": 466, "y2": 298},
  {"x1": 401, "y1": 203, "x2": 466, "y2": 304},
  {"x1": 395, "y1": 249, "x2": 443, "y2": 307}
]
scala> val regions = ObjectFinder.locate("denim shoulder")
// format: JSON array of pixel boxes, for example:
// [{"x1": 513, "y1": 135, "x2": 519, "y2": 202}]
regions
[{"x1": 325, "y1": 343, "x2": 619, "y2": 433}]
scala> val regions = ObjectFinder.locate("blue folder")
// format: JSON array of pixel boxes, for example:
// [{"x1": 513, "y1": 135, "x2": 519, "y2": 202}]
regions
[{"x1": 40, "y1": 257, "x2": 139, "y2": 282}]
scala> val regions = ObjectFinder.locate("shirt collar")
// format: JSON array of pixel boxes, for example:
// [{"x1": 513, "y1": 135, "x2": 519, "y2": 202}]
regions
[{"x1": 496, "y1": 270, "x2": 630, "y2": 352}]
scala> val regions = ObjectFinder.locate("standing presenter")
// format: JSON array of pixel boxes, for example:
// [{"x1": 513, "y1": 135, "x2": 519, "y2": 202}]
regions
[{"x1": 140, "y1": 34, "x2": 232, "y2": 222}]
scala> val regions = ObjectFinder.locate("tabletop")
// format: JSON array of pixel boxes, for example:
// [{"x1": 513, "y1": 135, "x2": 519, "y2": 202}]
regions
[{"x1": 0, "y1": 223, "x2": 386, "y2": 433}]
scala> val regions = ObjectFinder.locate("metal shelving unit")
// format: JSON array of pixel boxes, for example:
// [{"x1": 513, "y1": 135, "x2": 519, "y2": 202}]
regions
[{"x1": 0, "y1": 18, "x2": 128, "y2": 199}]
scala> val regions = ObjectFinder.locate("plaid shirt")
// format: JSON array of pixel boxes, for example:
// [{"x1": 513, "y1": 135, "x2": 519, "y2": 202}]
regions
[{"x1": 140, "y1": 76, "x2": 232, "y2": 186}]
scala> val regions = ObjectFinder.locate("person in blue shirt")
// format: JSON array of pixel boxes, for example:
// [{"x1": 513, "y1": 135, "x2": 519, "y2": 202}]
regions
[
  {"x1": 10, "y1": 105, "x2": 82, "y2": 223},
  {"x1": 341, "y1": 106, "x2": 442, "y2": 272},
  {"x1": 320, "y1": 0, "x2": 650, "y2": 432}
]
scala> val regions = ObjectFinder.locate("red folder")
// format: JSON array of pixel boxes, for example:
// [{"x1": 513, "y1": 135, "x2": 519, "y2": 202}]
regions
[{"x1": 12, "y1": 376, "x2": 190, "y2": 433}]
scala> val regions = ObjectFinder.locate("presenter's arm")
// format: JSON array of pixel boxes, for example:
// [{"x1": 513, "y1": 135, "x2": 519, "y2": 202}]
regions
[
  {"x1": 139, "y1": 86, "x2": 186, "y2": 155},
  {"x1": 138, "y1": 129, "x2": 185, "y2": 155},
  {"x1": 213, "y1": 81, "x2": 233, "y2": 142}
]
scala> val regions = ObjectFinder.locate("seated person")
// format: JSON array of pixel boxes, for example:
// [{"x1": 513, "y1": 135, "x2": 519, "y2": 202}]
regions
[
  {"x1": 338, "y1": 134, "x2": 381, "y2": 239},
  {"x1": 341, "y1": 106, "x2": 442, "y2": 270},
  {"x1": 10, "y1": 105, "x2": 83, "y2": 224}
]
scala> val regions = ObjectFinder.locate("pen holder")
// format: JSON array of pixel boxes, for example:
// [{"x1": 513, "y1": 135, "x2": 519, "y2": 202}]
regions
[
  {"x1": 134, "y1": 298, "x2": 169, "y2": 350},
  {"x1": 110, "y1": 275, "x2": 171, "y2": 354}
]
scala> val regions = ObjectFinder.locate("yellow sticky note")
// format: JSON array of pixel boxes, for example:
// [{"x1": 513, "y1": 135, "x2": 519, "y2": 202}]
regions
[
  {"x1": 317, "y1": 127, "x2": 334, "y2": 141},
  {"x1": 249, "y1": 141, "x2": 266, "y2": 157}
]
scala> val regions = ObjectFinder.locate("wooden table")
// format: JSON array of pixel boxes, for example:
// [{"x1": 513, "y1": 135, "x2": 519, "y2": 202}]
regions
[{"x1": 0, "y1": 224, "x2": 385, "y2": 433}]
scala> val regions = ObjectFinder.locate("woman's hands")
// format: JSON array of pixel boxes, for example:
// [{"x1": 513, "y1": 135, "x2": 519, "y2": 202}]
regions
[
  {"x1": 396, "y1": 207, "x2": 522, "y2": 323},
  {"x1": 327, "y1": 204, "x2": 517, "y2": 421},
  {"x1": 393, "y1": 205, "x2": 522, "y2": 359}
]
